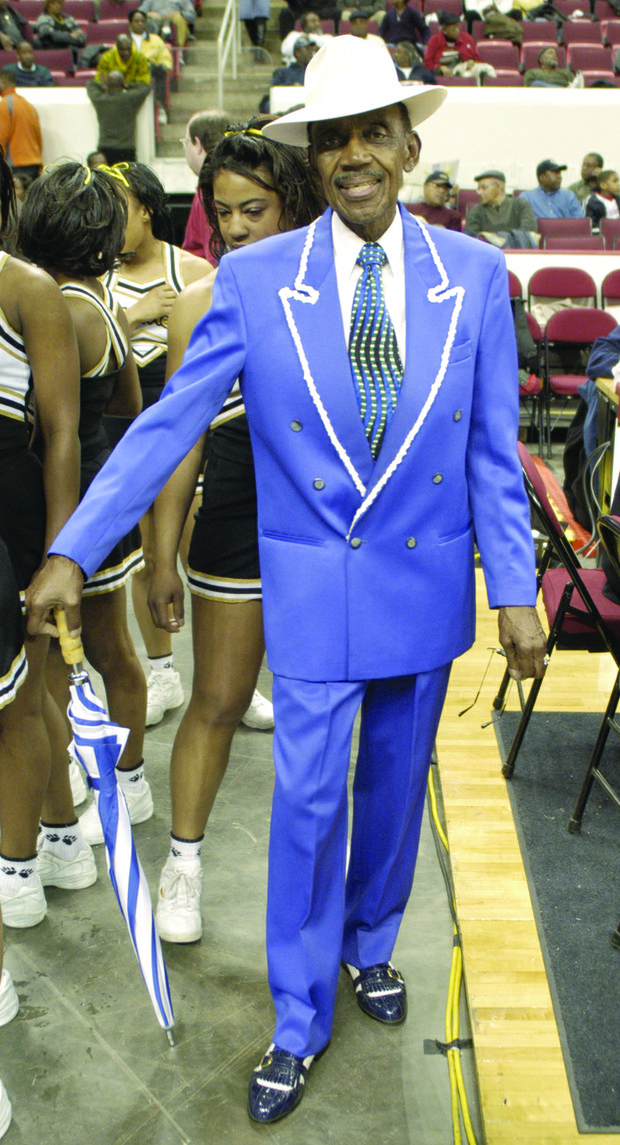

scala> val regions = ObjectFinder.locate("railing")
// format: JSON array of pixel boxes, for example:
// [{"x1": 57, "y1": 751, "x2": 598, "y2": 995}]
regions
[{"x1": 217, "y1": 0, "x2": 240, "y2": 108}]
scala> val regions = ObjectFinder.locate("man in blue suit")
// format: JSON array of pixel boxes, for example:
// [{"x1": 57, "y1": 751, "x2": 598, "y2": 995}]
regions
[{"x1": 27, "y1": 35, "x2": 546, "y2": 1124}]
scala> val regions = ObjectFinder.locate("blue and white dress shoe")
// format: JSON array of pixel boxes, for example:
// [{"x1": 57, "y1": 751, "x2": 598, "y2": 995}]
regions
[
  {"x1": 247, "y1": 1042, "x2": 326, "y2": 1123},
  {"x1": 344, "y1": 961, "x2": 408, "y2": 1024}
]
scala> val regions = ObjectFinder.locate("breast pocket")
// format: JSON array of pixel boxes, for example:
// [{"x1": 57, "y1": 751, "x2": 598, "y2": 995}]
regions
[{"x1": 449, "y1": 340, "x2": 473, "y2": 366}]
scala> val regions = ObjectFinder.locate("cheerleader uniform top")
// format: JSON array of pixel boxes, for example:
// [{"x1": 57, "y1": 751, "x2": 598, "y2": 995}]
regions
[
  {"x1": 59, "y1": 280, "x2": 128, "y2": 476},
  {"x1": 0, "y1": 251, "x2": 32, "y2": 455},
  {"x1": 104, "y1": 242, "x2": 186, "y2": 376}
]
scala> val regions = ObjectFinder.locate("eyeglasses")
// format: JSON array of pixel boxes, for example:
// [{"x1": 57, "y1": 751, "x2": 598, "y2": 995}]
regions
[{"x1": 179, "y1": 137, "x2": 190, "y2": 148}]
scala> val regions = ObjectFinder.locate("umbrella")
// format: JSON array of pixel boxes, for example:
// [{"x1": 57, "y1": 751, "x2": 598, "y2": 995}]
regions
[{"x1": 55, "y1": 609, "x2": 176, "y2": 1045}]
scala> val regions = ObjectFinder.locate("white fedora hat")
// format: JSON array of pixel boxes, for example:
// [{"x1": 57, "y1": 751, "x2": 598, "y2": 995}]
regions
[{"x1": 262, "y1": 35, "x2": 446, "y2": 148}]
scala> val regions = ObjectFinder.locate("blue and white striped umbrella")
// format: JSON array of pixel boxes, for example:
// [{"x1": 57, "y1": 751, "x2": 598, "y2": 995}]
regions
[{"x1": 68, "y1": 673, "x2": 175, "y2": 1041}]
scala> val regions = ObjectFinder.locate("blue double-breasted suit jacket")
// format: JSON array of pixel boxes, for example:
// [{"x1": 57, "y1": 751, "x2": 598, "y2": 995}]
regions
[
  {"x1": 52, "y1": 204, "x2": 537, "y2": 1054},
  {"x1": 55, "y1": 206, "x2": 536, "y2": 674}
]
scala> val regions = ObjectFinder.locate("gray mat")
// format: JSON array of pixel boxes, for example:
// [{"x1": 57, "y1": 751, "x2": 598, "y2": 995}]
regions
[{"x1": 495, "y1": 711, "x2": 620, "y2": 1134}]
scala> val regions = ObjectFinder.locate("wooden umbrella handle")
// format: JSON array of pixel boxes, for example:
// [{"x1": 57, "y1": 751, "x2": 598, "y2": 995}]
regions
[{"x1": 53, "y1": 607, "x2": 85, "y2": 665}]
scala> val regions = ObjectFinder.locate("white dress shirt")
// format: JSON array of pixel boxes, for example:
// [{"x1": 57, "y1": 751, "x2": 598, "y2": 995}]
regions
[{"x1": 331, "y1": 208, "x2": 407, "y2": 366}]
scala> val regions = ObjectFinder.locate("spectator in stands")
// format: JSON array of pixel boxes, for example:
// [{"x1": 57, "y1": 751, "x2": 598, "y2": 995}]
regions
[
  {"x1": 181, "y1": 108, "x2": 229, "y2": 263},
  {"x1": 138, "y1": 0, "x2": 195, "y2": 49},
  {"x1": 0, "y1": 0, "x2": 29, "y2": 52},
  {"x1": 379, "y1": 0, "x2": 428, "y2": 47},
  {"x1": 523, "y1": 45, "x2": 581, "y2": 86},
  {"x1": 34, "y1": 0, "x2": 86, "y2": 61},
  {"x1": 520, "y1": 159, "x2": 584, "y2": 218},
  {"x1": 97, "y1": 34, "x2": 151, "y2": 86},
  {"x1": 569, "y1": 151, "x2": 604, "y2": 203},
  {"x1": 0, "y1": 72, "x2": 42, "y2": 179},
  {"x1": 408, "y1": 171, "x2": 461, "y2": 230},
  {"x1": 3, "y1": 41, "x2": 55, "y2": 86},
  {"x1": 128, "y1": 9, "x2": 172, "y2": 119},
  {"x1": 271, "y1": 33, "x2": 318, "y2": 83},
  {"x1": 423, "y1": 11, "x2": 494, "y2": 82},
  {"x1": 87, "y1": 148, "x2": 108, "y2": 167},
  {"x1": 585, "y1": 169, "x2": 620, "y2": 229},
  {"x1": 392, "y1": 38, "x2": 436, "y2": 81},
  {"x1": 239, "y1": 0, "x2": 270, "y2": 58},
  {"x1": 348, "y1": 10, "x2": 386, "y2": 49},
  {"x1": 280, "y1": 10, "x2": 331, "y2": 63},
  {"x1": 278, "y1": 0, "x2": 340, "y2": 42},
  {"x1": 464, "y1": 169, "x2": 537, "y2": 244},
  {"x1": 87, "y1": 70, "x2": 151, "y2": 164}
]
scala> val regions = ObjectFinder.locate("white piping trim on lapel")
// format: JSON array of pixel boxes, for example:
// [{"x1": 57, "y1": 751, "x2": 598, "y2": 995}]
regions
[
  {"x1": 279, "y1": 219, "x2": 367, "y2": 499},
  {"x1": 346, "y1": 216, "x2": 465, "y2": 541}
]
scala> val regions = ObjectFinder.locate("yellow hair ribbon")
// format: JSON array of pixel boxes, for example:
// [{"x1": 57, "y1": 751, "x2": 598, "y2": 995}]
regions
[
  {"x1": 82, "y1": 164, "x2": 92, "y2": 185},
  {"x1": 223, "y1": 127, "x2": 264, "y2": 138},
  {"x1": 97, "y1": 162, "x2": 131, "y2": 188}
]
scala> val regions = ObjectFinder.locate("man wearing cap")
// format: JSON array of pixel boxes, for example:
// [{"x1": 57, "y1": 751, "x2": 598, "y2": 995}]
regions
[
  {"x1": 464, "y1": 169, "x2": 536, "y2": 241},
  {"x1": 523, "y1": 45, "x2": 581, "y2": 87},
  {"x1": 408, "y1": 170, "x2": 461, "y2": 230},
  {"x1": 423, "y1": 11, "x2": 494, "y2": 82},
  {"x1": 521, "y1": 159, "x2": 583, "y2": 219},
  {"x1": 26, "y1": 35, "x2": 546, "y2": 1124},
  {"x1": 348, "y1": 9, "x2": 387, "y2": 50},
  {"x1": 271, "y1": 33, "x2": 318, "y2": 85},
  {"x1": 280, "y1": 10, "x2": 331, "y2": 65}
]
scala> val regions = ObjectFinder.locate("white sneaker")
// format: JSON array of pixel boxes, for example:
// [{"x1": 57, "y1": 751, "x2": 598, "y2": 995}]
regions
[
  {"x1": 0, "y1": 970, "x2": 19, "y2": 1027},
  {"x1": 79, "y1": 780, "x2": 154, "y2": 845},
  {"x1": 146, "y1": 669, "x2": 184, "y2": 726},
  {"x1": 0, "y1": 1078, "x2": 11, "y2": 1140},
  {"x1": 241, "y1": 688, "x2": 274, "y2": 730},
  {"x1": 0, "y1": 873, "x2": 46, "y2": 928},
  {"x1": 69, "y1": 759, "x2": 88, "y2": 806},
  {"x1": 158, "y1": 105, "x2": 168, "y2": 124},
  {"x1": 37, "y1": 837, "x2": 97, "y2": 890},
  {"x1": 156, "y1": 856, "x2": 203, "y2": 943}
]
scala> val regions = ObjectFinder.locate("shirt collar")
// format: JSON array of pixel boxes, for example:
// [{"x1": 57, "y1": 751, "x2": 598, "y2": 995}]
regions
[{"x1": 331, "y1": 207, "x2": 404, "y2": 277}]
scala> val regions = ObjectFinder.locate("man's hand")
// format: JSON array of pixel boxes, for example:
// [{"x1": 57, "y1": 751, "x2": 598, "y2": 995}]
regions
[
  {"x1": 498, "y1": 605, "x2": 547, "y2": 680},
  {"x1": 25, "y1": 555, "x2": 84, "y2": 639}
]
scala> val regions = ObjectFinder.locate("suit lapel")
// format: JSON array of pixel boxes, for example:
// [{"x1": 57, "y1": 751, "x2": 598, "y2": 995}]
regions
[
  {"x1": 280, "y1": 210, "x2": 374, "y2": 495},
  {"x1": 278, "y1": 208, "x2": 465, "y2": 529}
]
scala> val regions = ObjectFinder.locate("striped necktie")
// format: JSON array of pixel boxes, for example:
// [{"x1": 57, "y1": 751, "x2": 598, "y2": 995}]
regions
[{"x1": 349, "y1": 242, "x2": 403, "y2": 459}]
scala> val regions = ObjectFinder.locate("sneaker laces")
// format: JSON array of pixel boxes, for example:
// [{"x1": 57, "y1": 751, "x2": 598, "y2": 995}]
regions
[{"x1": 161, "y1": 866, "x2": 202, "y2": 907}]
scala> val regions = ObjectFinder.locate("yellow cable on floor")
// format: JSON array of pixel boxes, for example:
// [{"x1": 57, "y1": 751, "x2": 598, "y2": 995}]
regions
[{"x1": 428, "y1": 765, "x2": 479, "y2": 1145}]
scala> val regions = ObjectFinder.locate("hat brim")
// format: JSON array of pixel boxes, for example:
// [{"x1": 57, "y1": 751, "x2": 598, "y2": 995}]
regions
[{"x1": 262, "y1": 84, "x2": 447, "y2": 147}]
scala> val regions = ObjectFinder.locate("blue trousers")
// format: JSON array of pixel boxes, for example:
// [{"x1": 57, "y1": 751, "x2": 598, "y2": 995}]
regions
[{"x1": 266, "y1": 664, "x2": 452, "y2": 1057}]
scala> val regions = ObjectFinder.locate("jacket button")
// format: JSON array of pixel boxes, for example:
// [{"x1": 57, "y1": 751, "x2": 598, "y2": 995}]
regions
[
  {"x1": 406, "y1": 537, "x2": 416, "y2": 549},
  {"x1": 453, "y1": 409, "x2": 462, "y2": 422},
  {"x1": 313, "y1": 478, "x2": 325, "y2": 490},
  {"x1": 350, "y1": 537, "x2": 362, "y2": 548},
  {"x1": 290, "y1": 419, "x2": 302, "y2": 431},
  {"x1": 432, "y1": 473, "x2": 443, "y2": 484}
]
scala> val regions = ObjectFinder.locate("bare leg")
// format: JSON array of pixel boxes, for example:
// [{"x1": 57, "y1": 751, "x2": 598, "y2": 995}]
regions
[
  {"x1": 170, "y1": 595, "x2": 265, "y2": 840},
  {"x1": 132, "y1": 507, "x2": 171, "y2": 660},
  {"x1": 0, "y1": 635, "x2": 51, "y2": 858},
  {"x1": 40, "y1": 677, "x2": 76, "y2": 825},
  {"x1": 80, "y1": 587, "x2": 147, "y2": 770}
]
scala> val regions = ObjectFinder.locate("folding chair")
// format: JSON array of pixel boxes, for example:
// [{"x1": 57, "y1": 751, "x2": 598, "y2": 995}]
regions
[
  {"x1": 544, "y1": 235, "x2": 605, "y2": 250},
  {"x1": 537, "y1": 216, "x2": 592, "y2": 240},
  {"x1": 483, "y1": 71, "x2": 523, "y2": 84},
  {"x1": 520, "y1": 42, "x2": 566, "y2": 68},
  {"x1": 521, "y1": 19, "x2": 558, "y2": 42},
  {"x1": 520, "y1": 312, "x2": 544, "y2": 444},
  {"x1": 476, "y1": 39, "x2": 520, "y2": 67},
  {"x1": 527, "y1": 265, "x2": 597, "y2": 311},
  {"x1": 566, "y1": 43, "x2": 613, "y2": 71},
  {"x1": 601, "y1": 220, "x2": 620, "y2": 251},
  {"x1": 544, "y1": 307, "x2": 617, "y2": 451},
  {"x1": 495, "y1": 444, "x2": 620, "y2": 780},
  {"x1": 562, "y1": 21, "x2": 606, "y2": 46},
  {"x1": 566, "y1": 513, "x2": 620, "y2": 830}
]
